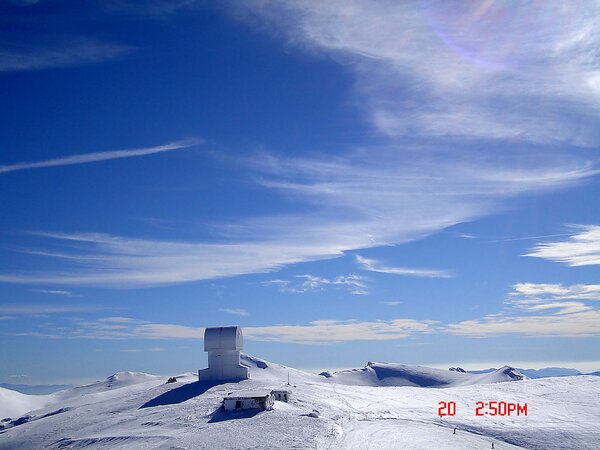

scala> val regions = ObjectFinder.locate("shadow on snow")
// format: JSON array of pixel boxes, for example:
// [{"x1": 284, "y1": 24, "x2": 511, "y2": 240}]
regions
[
  {"x1": 208, "y1": 406, "x2": 263, "y2": 423},
  {"x1": 140, "y1": 381, "x2": 221, "y2": 409}
]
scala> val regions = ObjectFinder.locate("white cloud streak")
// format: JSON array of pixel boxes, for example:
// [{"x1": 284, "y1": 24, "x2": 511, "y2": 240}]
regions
[
  {"x1": 447, "y1": 310, "x2": 600, "y2": 337},
  {"x1": 264, "y1": 274, "x2": 368, "y2": 295},
  {"x1": 0, "y1": 139, "x2": 200, "y2": 175},
  {"x1": 510, "y1": 282, "x2": 600, "y2": 302},
  {"x1": 30, "y1": 289, "x2": 74, "y2": 296},
  {"x1": 524, "y1": 225, "x2": 600, "y2": 266},
  {"x1": 12, "y1": 316, "x2": 437, "y2": 343},
  {"x1": 0, "y1": 39, "x2": 132, "y2": 72},
  {"x1": 244, "y1": 319, "x2": 437, "y2": 343},
  {"x1": 0, "y1": 231, "x2": 354, "y2": 287},
  {"x1": 447, "y1": 282, "x2": 600, "y2": 337},
  {"x1": 219, "y1": 308, "x2": 250, "y2": 316},
  {"x1": 355, "y1": 255, "x2": 451, "y2": 278},
  {"x1": 235, "y1": 0, "x2": 600, "y2": 145},
  {"x1": 12, "y1": 281, "x2": 600, "y2": 341},
  {"x1": 0, "y1": 304, "x2": 106, "y2": 315},
  {"x1": 0, "y1": 149, "x2": 596, "y2": 288}
]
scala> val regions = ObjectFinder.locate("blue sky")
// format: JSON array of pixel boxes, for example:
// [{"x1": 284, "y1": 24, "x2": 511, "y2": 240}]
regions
[{"x1": 1, "y1": 0, "x2": 599, "y2": 384}]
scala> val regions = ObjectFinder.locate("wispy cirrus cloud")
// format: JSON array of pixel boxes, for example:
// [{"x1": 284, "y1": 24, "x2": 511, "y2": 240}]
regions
[
  {"x1": 264, "y1": 274, "x2": 368, "y2": 295},
  {"x1": 0, "y1": 139, "x2": 200, "y2": 175},
  {"x1": 510, "y1": 282, "x2": 600, "y2": 302},
  {"x1": 447, "y1": 282, "x2": 600, "y2": 337},
  {"x1": 382, "y1": 301, "x2": 401, "y2": 306},
  {"x1": 0, "y1": 304, "x2": 106, "y2": 315},
  {"x1": 0, "y1": 39, "x2": 132, "y2": 72},
  {"x1": 245, "y1": 319, "x2": 437, "y2": 343},
  {"x1": 235, "y1": 0, "x2": 600, "y2": 145},
  {"x1": 219, "y1": 308, "x2": 249, "y2": 316},
  {"x1": 12, "y1": 316, "x2": 436, "y2": 343},
  {"x1": 487, "y1": 232, "x2": 575, "y2": 243},
  {"x1": 30, "y1": 289, "x2": 75, "y2": 296},
  {"x1": 97, "y1": 316, "x2": 139, "y2": 324},
  {"x1": 524, "y1": 225, "x2": 600, "y2": 266},
  {"x1": 247, "y1": 150, "x2": 598, "y2": 243},
  {"x1": 447, "y1": 310, "x2": 600, "y2": 337},
  {"x1": 0, "y1": 149, "x2": 596, "y2": 287},
  {"x1": 0, "y1": 231, "x2": 355, "y2": 288},
  {"x1": 121, "y1": 347, "x2": 166, "y2": 353},
  {"x1": 215, "y1": 0, "x2": 600, "y2": 286},
  {"x1": 355, "y1": 255, "x2": 451, "y2": 278},
  {"x1": 11, "y1": 280, "x2": 600, "y2": 341}
]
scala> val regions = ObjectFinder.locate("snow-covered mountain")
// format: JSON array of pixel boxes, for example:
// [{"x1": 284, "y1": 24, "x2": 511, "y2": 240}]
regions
[
  {"x1": 469, "y1": 367, "x2": 584, "y2": 378},
  {"x1": 319, "y1": 362, "x2": 525, "y2": 387},
  {"x1": 0, "y1": 388, "x2": 52, "y2": 420},
  {"x1": 1, "y1": 355, "x2": 599, "y2": 449}
]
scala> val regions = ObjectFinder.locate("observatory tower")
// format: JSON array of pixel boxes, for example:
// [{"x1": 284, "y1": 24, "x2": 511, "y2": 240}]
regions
[{"x1": 198, "y1": 326, "x2": 249, "y2": 382}]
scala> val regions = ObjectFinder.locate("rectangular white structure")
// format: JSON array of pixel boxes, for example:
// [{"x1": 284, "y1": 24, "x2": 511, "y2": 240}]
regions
[
  {"x1": 199, "y1": 326, "x2": 249, "y2": 382},
  {"x1": 270, "y1": 389, "x2": 291, "y2": 402},
  {"x1": 223, "y1": 392, "x2": 274, "y2": 411}
]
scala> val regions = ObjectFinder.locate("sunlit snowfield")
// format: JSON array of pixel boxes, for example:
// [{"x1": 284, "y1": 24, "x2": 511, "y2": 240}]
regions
[{"x1": 1, "y1": 356, "x2": 598, "y2": 449}]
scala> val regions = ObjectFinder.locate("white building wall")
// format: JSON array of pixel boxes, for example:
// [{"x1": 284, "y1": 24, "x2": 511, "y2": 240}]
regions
[
  {"x1": 223, "y1": 396, "x2": 273, "y2": 411},
  {"x1": 204, "y1": 326, "x2": 243, "y2": 351},
  {"x1": 271, "y1": 390, "x2": 291, "y2": 402},
  {"x1": 199, "y1": 326, "x2": 249, "y2": 382}
]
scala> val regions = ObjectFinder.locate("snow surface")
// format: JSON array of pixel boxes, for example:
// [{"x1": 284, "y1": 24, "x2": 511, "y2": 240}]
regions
[
  {"x1": 0, "y1": 388, "x2": 52, "y2": 420},
  {"x1": 469, "y1": 367, "x2": 584, "y2": 379},
  {"x1": 1, "y1": 354, "x2": 598, "y2": 449},
  {"x1": 321, "y1": 362, "x2": 525, "y2": 387}
]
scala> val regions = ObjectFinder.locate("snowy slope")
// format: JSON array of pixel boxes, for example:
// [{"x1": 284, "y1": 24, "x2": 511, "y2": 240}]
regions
[
  {"x1": 63, "y1": 371, "x2": 163, "y2": 397},
  {"x1": 0, "y1": 356, "x2": 598, "y2": 449},
  {"x1": 320, "y1": 362, "x2": 525, "y2": 387},
  {"x1": 468, "y1": 366, "x2": 526, "y2": 385},
  {"x1": 0, "y1": 372, "x2": 163, "y2": 421},
  {"x1": 0, "y1": 388, "x2": 52, "y2": 420},
  {"x1": 470, "y1": 367, "x2": 584, "y2": 378}
]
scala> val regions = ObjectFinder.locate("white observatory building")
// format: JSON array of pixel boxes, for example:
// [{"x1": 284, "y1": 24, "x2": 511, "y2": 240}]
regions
[{"x1": 198, "y1": 326, "x2": 249, "y2": 382}]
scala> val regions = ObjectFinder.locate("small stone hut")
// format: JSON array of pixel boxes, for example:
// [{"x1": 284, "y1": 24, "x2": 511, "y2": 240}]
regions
[
  {"x1": 270, "y1": 389, "x2": 291, "y2": 402},
  {"x1": 223, "y1": 391, "x2": 274, "y2": 411}
]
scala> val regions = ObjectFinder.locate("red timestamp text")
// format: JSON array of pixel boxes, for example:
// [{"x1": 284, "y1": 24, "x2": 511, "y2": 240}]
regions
[
  {"x1": 437, "y1": 401, "x2": 457, "y2": 416},
  {"x1": 437, "y1": 401, "x2": 528, "y2": 417},
  {"x1": 475, "y1": 401, "x2": 528, "y2": 416}
]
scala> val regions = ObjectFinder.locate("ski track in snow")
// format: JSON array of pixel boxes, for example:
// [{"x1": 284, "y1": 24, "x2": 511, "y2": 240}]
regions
[{"x1": 0, "y1": 356, "x2": 598, "y2": 449}]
